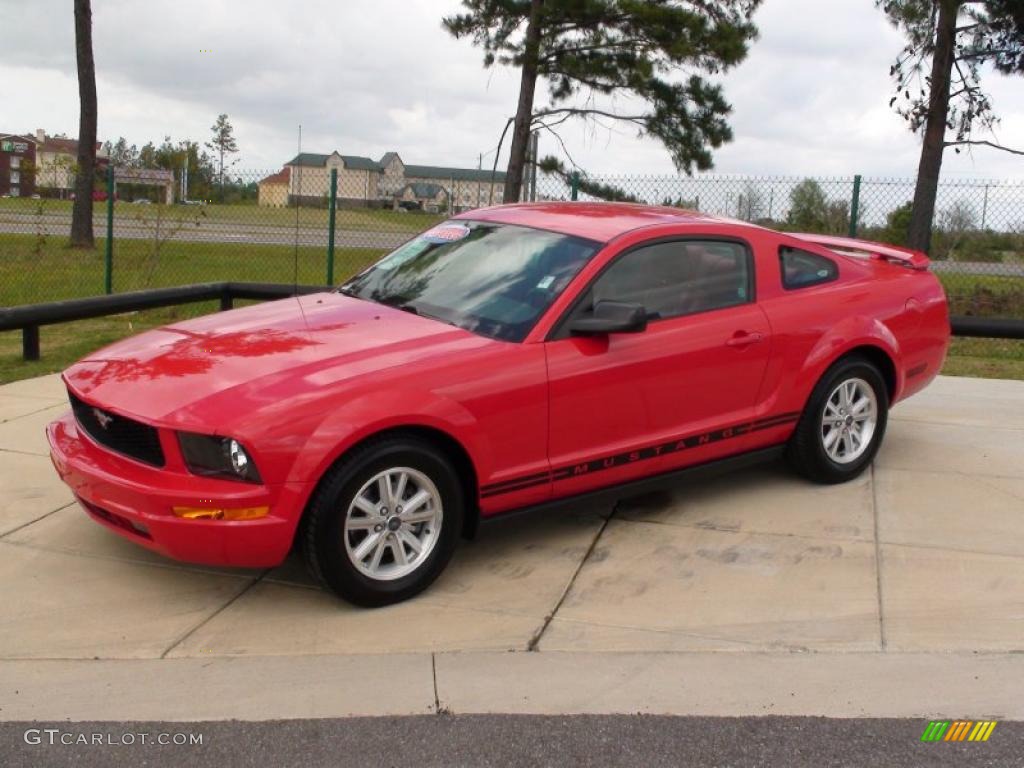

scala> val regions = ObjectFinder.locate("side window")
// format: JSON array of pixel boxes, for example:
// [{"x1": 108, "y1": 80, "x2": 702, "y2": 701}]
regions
[
  {"x1": 588, "y1": 240, "x2": 751, "y2": 321},
  {"x1": 780, "y1": 246, "x2": 838, "y2": 289}
]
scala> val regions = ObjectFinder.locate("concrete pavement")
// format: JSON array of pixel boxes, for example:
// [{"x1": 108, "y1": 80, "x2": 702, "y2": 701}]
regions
[{"x1": 1, "y1": 373, "x2": 1022, "y2": 720}]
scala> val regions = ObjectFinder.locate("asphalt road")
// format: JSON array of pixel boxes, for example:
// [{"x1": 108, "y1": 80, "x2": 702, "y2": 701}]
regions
[
  {"x1": 2, "y1": 716, "x2": 1020, "y2": 768},
  {"x1": 0, "y1": 212, "x2": 407, "y2": 250}
]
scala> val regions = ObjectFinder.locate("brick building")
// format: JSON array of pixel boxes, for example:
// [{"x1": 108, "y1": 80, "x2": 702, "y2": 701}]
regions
[
  {"x1": 0, "y1": 130, "x2": 108, "y2": 199},
  {"x1": 0, "y1": 133, "x2": 38, "y2": 197}
]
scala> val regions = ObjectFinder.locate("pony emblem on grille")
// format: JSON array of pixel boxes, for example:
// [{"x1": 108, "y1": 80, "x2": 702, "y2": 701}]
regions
[{"x1": 92, "y1": 408, "x2": 114, "y2": 429}]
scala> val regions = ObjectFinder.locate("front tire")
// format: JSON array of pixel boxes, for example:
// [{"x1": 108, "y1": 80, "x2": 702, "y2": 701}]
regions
[
  {"x1": 302, "y1": 434, "x2": 464, "y2": 607},
  {"x1": 787, "y1": 356, "x2": 889, "y2": 484}
]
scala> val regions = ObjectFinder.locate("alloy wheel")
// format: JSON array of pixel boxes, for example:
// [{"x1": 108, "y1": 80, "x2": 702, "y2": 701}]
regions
[
  {"x1": 820, "y1": 377, "x2": 878, "y2": 465},
  {"x1": 343, "y1": 467, "x2": 443, "y2": 581}
]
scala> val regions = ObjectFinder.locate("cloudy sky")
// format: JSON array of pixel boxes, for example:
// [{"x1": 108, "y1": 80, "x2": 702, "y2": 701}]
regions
[{"x1": 1, "y1": 0, "x2": 1022, "y2": 180}]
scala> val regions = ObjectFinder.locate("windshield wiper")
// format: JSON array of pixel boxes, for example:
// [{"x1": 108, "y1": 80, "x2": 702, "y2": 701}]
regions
[
  {"x1": 373, "y1": 293, "x2": 419, "y2": 311},
  {"x1": 371, "y1": 294, "x2": 459, "y2": 327},
  {"x1": 336, "y1": 289, "x2": 426, "y2": 319}
]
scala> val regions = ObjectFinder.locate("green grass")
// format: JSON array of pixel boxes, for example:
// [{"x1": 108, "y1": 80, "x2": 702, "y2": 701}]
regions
[
  {"x1": 938, "y1": 273, "x2": 1024, "y2": 320},
  {"x1": 0, "y1": 197, "x2": 445, "y2": 233},
  {"x1": 942, "y1": 337, "x2": 1024, "y2": 380},
  {"x1": 0, "y1": 233, "x2": 383, "y2": 305}
]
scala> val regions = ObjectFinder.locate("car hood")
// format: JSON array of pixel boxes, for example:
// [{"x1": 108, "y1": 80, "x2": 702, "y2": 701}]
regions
[{"x1": 63, "y1": 293, "x2": 485, "y2": 426}]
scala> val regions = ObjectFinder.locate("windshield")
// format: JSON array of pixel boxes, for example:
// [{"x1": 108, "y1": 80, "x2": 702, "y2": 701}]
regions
[{"x1": 340, "y1": 221, "x2": 599, "y2": 342}]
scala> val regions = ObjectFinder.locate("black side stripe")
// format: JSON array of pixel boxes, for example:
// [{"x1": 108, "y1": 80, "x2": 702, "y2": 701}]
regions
[
  {"x1": 479, "y1": 411, "x2": 800, "y2": 498},
  {"x1": 477, "y1": 470, "x2": 552, "y2": 496}
]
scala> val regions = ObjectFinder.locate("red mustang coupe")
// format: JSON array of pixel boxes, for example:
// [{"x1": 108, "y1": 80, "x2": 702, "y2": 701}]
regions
[{"x1": 48, "y1": 203, "x2": 949, "y2": 605}]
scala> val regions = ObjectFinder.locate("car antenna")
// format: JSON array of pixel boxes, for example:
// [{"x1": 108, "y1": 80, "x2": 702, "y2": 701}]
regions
[
  {"x1": 291, "y1": 125, "x2": 311, "y2": 330},
  {"x1": 292, "y1": 124, "x2": 302, "y2": 297}
]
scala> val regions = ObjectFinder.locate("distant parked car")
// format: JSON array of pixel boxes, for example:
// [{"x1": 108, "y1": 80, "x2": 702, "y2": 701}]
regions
[
  {"x1": 132, "y1": 198, "x2": 152, "y2": 205},
  {"x1": 70, "y1": 191, "x2": 116, "y2": 202},
  {"x1": 48, "y1": 202, "x2": 950, "y2": 607}
]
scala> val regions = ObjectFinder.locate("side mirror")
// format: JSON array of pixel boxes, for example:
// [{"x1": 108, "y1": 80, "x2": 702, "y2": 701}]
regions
[{"x1": 569, "y1": 300, "x2": 648, "y2": 335}]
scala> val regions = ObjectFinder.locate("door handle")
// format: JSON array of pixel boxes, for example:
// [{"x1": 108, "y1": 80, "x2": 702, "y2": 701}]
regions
[{"x1": 726, "y1": 330, "x2": 765, "y2": 348}]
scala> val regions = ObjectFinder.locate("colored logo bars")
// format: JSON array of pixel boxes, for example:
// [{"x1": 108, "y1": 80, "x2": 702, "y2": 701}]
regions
[{"x1": 921, "y1": 720, "x2": 997, "y2": 742}]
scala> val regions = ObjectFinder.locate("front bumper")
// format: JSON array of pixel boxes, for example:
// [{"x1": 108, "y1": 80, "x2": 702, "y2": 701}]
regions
[{"x1": 47, "y1": 413, "x2": 308, "y2": 568}]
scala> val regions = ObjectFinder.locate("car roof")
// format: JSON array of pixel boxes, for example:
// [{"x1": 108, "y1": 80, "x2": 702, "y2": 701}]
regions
[{"x1": 456, "y1": 201, "x2": 733, "y2": 243}]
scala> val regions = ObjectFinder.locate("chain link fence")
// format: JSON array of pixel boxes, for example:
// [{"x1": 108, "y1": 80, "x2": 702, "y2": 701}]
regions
[
  {"x1": 1, "y1": 168, "x2": 1021, "y2": 376},
  {"x1": 0, "y1": 167, "x2": 454, "y2": 307},
  {"x1": 535, "y1": 172, "x2": 1024, "y2": 309}
]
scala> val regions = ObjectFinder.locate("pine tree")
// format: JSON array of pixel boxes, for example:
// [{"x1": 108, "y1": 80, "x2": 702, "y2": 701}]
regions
[
  {"x1": 206, "y1": 114, "x2": 239, "y2": 197},
  {"x1": 70, "y1": 0, "x2": 97, "y2": 248},
  {"x1": 444, "y1": 0, "x2": 761, "y2": 202},
  {"x1": 878, "y1": 0, "x2": 1024, "y2": 252}
]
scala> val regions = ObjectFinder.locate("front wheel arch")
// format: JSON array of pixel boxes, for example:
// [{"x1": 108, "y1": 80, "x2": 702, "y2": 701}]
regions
[{"x1": 293, "y1": 425, "x2": 481, "y2": 554}]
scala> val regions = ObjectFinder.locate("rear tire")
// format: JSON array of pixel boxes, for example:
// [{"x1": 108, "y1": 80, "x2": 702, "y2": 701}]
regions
[
  {"x1": 787, "y1": 356, "x2": 889, "y2": 484},
  {"x1": 302, "y1": 434, "x2": 464, "y2": 607}
]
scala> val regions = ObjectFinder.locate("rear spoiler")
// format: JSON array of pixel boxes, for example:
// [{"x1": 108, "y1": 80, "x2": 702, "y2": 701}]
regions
[{"x1": 788, "y1": 233, "x2": 930, "y2": 271}]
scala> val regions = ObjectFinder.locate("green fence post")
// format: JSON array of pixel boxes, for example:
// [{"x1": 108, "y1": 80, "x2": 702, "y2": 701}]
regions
[
  {"x1": 105, "y1": 165, "x2": 115, "y2": 294},
  {"x1": 570, "y1": 172, "x2": 580, "y2": 201},
  {"x1": 848, "y1": 174, "x2": 862, "y2": 239},
  {"x1": 326, "y1": 168, "x2": 338, "y2": 285}
]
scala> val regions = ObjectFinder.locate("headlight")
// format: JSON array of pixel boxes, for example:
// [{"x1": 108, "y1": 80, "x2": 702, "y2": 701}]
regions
[{"x1": 178, "y1": 433, "x2": 262, "y2": 483}]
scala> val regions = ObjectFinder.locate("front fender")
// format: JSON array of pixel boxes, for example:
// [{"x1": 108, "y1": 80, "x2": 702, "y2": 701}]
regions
[{"x1": 284, "y1": 387, "x2": 488, "y2": 490}]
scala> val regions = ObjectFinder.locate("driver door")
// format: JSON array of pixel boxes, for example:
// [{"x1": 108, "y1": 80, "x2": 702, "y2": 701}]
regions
[{"x1": 544, "y1": 238, "x2": 772, "y2": 499}]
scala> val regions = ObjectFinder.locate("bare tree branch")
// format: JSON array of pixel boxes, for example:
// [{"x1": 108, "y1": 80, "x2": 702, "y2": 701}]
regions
[
  {"x1": 944, "y1": 139, "x2": 1024, "y2": 155},
  {"x1": 531, "y1": 107, "x2": 649, "y2": 124},
  {"x1": 534, "y1": 122, "x2": 580, "y2": 170},
  {"x1": 529, "y1": 111, "x2": 574, "y2": 130}
]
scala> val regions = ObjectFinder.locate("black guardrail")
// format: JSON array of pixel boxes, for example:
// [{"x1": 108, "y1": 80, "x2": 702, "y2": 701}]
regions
[
  {"x1": 2, "y1": 283, "x2": 1023, "y2": 361},
  {"x1": 948, "y1": 316, "x2": 1024, "y2": 340},
  {"x1": 0, "y1": 282, "x2": 328, "y2": 360}
]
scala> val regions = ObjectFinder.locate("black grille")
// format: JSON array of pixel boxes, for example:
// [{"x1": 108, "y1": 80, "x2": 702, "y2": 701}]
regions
[{"x1": 68, "y1": 391, "x2": 165, "y2": 467}]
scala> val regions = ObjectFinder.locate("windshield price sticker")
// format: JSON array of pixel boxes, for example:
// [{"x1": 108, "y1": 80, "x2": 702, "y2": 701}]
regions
[{"x1": 422, "y1": 224, "x2": 471, "y2": 244}]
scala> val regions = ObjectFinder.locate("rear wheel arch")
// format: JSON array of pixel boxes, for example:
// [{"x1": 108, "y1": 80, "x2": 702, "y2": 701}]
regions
[
  {"x1": 788, "y1": 352, "x2": 891, "y2": 484},
  {"x1": 838, "y1": 345, "x2": 897, "y2": 402},
  {"x1": 797, "y1": 314, "x2": 900, "y2": 401}
]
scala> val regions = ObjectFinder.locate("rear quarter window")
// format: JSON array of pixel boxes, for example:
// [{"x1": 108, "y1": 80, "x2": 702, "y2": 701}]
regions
[{"x1": 780, "y1": 246, "x2": 838, "y2": 290}]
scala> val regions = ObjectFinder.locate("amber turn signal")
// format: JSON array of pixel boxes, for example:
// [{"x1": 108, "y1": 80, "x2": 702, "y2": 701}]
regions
[{"x1": 172, "y1": 506, "x2": 270, "y2": 521}]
